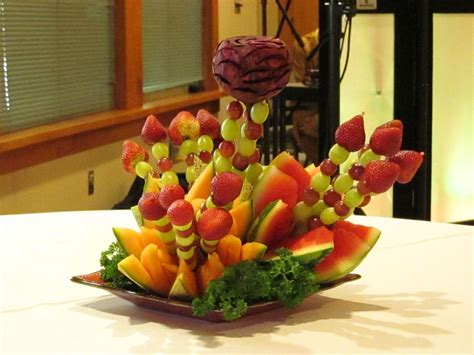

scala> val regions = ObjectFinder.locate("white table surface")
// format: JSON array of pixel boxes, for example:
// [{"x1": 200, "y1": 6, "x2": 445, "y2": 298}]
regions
[{"x1": 0, "y1": 210, "x2": 472, "y2": 354}]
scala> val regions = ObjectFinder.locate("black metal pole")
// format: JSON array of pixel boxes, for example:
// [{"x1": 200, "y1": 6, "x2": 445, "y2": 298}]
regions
[{"x1": 319, "y1": 0, "x2": 343, "y2": 161}]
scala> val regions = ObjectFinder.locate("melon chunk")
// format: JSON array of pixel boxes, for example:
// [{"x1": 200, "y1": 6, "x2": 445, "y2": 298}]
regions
[
  {"x1": 252, "y1": 165, "x2": 298, "y2": 216},
  {"x1": 241, "y1": 242, "x2": 267, "y2": 261},
  {"x1": 113, "y1": 227, "x2": 142, "y2": 258},
  {"x1": 185, "y1": 162, "x2": 214, "y2": 201},
  {"x1": 247, "y1": 200, "x2": 294, "y2": 247},
  {"x1": 140, "y1": 244, "x2": 172, "y2": 295},
  {"x1": 271, "y1": 151, "x2": 311, "y2": 200},
  {"x1": 229, "y1": 199, "x2": 253, "y2": 240},
  {"x1": 314, "y1": 221, "x2": 380, "y2": 283},
  {"x1": 118, "y1": 255, "x2": 155, "y2": 292},
  {"x1": 267, "y1": 226, "x2": 334, "y2": 264}
]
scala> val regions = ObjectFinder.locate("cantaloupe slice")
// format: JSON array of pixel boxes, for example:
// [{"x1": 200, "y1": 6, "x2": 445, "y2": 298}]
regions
[
  {"x1": 143, "y1": 175, "x2": 161, "y2": 193},
  {"x1": 139, "y1": 226, "x2": 166, "y2": 250},
  {"x1": 241, "y1": 242, "x2": 267, "y2": 260},
  {"x1": 185, "y1": 162, "x2": 214, "y2": 201},
  {"x1": 305, "y1": 163, "x2": 320, "y2": 177},
  {"x1": 217, "y1": 234, "x2": 242, "y2": 266},
  {"x1": 140, "y1": 244, "x2": 172, "y2": 295},
  {"x1": 169, "y1": 260, "x2": 199, "y2": 300},
  {"x1": 229, "y1": 199, "x2": 253, "y2": 240},
  {"x1": 113, "y1": 227, "x2": 142, "y2": 258},
  {"x1": 118, "y1": 255, "x2": 155, "y2": 292},
  {"x1": 190, "y1": 198, "x2": 205, "y2": 213}
]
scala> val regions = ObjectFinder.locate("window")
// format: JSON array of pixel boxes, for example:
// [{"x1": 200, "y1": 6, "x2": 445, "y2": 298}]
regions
[
  {"x1": 142, "y1": 0, "x2": 203, "y2": 93},
  {"x1": 0, "y1": 0, "x2": 114, "y2": 133}
]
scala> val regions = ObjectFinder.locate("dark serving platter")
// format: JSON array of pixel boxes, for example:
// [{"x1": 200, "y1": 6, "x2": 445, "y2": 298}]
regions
[{"x1": 71, "y1": 271, "x2": 361, "y2": 322}]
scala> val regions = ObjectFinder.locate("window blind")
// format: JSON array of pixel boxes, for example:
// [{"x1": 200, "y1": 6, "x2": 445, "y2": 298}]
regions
[
  {"x1": 143, "y1": 0, "x2": 203, "y2": 93},
  {"x1": 0, "y1": 0, "x2": 114, "y2": 133}
]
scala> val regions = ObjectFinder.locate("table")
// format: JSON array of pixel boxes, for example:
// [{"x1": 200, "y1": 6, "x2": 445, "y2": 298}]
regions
[{"x1": 1, "y1": 210, "x2": 472, "y2": 354}]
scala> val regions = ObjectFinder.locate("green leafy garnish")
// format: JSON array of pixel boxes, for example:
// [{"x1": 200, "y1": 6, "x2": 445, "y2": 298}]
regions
[
  {"x1": 99, "y1": 242, "x2": 136, "y2": 289},
  {"x1": 192, "y1": 249, "x2": 319, "y2": 321}
]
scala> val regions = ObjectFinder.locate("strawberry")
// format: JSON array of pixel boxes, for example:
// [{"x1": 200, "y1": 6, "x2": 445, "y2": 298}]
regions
[
  {"x1": 375, "y1": 119, "x2": 404, "y2": 133},
  {"x1": 211, "y1": 172, "x2": 244, "y2": 206},
  {"x1": 168, "y1": 111, "x2": 200, "y2": 146},
  {"x1": 167, "y1": 199, "x2": 195, "y2": 226},
  {"x1": 335, "y1": 114, "x2": 366, "y2": 152},
  {"x1": 361, "y1": 160, "x2": 400, "y2": 193},
  {"x1": 196, "y1": 109, "x2": 221, "y2": 140},
  {"x1": 196, "y1": 208, "x2": 233, "y2": 241},
  {"x1": 121, "y1": 140, "x2": 149, "y2": 174},
  {"x1": 159, "y1": 184, "x2": 185, "y2": 209},
  {"x1": 369, "y1": 127, "x2": 403, "y2": 156},
  {"x1": 141, "y1": 115, "x2": 167, "y2": 145},
  {"x1": 389, "y1": 150, "x2": 424, "y2": 183},
  {"x1": 138, "y1": 192, "x2": 167, "y2": 221}
]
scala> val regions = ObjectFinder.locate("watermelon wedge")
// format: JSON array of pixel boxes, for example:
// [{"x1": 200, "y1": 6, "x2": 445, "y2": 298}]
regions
[
  {"x1": 314, "y1": 221, "x2": 381, "y2": 283},
  {"x1": 265, "y1": 226, "x2": 334, "y2": 264}
]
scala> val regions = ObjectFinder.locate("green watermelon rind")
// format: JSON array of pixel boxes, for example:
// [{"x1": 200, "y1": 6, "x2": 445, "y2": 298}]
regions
[
  {"x1": 314, "y1": 227, "x2": 381, "y2": 284},
  {"x1": 246, "y1": 200, "x2": 279, "y2": 243},
  {"x1": 266, "y1": 241, "x2": 334, "y2": 265}
]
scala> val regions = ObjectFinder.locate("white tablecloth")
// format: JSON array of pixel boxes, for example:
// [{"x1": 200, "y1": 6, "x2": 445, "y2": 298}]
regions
[{"x1": 0, "y1": 210, "x2": 472, "y2": 354}]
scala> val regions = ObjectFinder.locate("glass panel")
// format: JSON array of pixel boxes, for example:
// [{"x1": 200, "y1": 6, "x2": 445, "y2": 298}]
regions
[
  {"x1": 340, "y1": 14, "x2": 395, "y2": 217},
  {"x1": 432, "y1": 14, "x2": 473, "y2": 223}
]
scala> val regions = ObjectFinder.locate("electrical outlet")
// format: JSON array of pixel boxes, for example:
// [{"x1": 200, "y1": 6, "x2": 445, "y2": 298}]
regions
[
  {"x1": 88, "y1": 170, "x2": 95, "y2": 195},
  {"x1": 356, "y1": 0, "x2": 377, "y2": 10}
]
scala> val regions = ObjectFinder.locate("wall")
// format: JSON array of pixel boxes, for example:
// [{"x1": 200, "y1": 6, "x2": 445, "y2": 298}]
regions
[{"x1": 0, "y1": 0, "x2": 272, "y2": 215}]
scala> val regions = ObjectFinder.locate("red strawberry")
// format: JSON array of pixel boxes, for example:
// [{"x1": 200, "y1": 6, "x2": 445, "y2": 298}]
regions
[
  {"x1": 389, "y1": 150, "x2": 424, "y2": 183},
  {"x1": 168, "y1": 111, "x2": 200, "y2": 146},
  {"x1": 361, "y1": 160, "x2": 400, "y2": 193},
  {"x1": 121, "y1": 140, "x2": 149, "y2": 174},
  {"x1": 211, "y1": 172, "x2": 244, "y2": 206},
  {"x1": 138, "y1": 192, "x2": 167, "y2": 221},
  {"x1": 375, "y1": 119, "x2": 404, "y2": 133},
  {"x1": 167, "y1": 199, "x2": 195, "y2": 226},
  {"x1": 196, "y1": 208, "x2": 233, "y2": 241},
  {"x1": 335, "y1": 115, "x2": 366, "y2": 152},
  {"x1": 196, "y1": 109, "x2": 221, "y2": 140},
  {"x1": 141, "y1": 115, "x2": 167, "y2": 145},
  {"x1": 159, "y1": 184, "x2": 185, "y2": 209},
  {"x1": 369, "y1": 127, "x2": 403, "y2": 156}
]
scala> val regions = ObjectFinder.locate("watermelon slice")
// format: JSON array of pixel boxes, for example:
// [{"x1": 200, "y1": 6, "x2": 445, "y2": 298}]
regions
[
  {"x1": 266, "y1": 226, "x2": 334, "y2": 264},
  {"x1": 314, "y1": 221, "x2": 381, "y2": 283},
  {"x1": 252, "y1": 165, "x2": 298, "y2": 216},
  {"x1": 270, "y1": 151, "x2": 311, "y2": 200}
]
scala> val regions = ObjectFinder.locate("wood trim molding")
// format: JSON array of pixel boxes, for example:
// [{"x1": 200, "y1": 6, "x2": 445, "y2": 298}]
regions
[
  {"x1": 114, "y1": 0, "x2": 143, "y2": 108},
  {"x1": 0, "y1": 90, "x2": 225, "y2": 174}
]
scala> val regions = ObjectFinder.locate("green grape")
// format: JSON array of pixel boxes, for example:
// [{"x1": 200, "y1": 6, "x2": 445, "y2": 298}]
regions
[
  {"x1": 213, "y1": 149, "x2": 221, "y2": 161},
  {"x1": 231, "y1": 166, "x2": 245, "y2": 177},
  {"x1": 215, "y1": 156, "x2": 232, "y2": 173},
  {"x1": 320, "y1": 207, "x2": 339, "y2": 225},
  {"x1": 220, "y1": 118, "x2": 239, "y2": 141},
  {"x1": 238, "y1": 137, "x2": 257, "y2": 157},
  {"x1": 333, "y1": 173, "x2": 354, "y2": 194},
  {"x1": 185, "y1": 166, "x2": 197, "y2": 183},
  {"x1": 293, "y1": 201, "x2": 313, "y2": 223},
  {"x1": 329, "y1": 144, "x2": 350, "y2": 165},
  {"x1": 312, "y1": 200, "x2": 328, "y2": 217},
  {"x1": 311, "y1": 172, "x2": 331, "y2": 192},
  {"x1": 343, "y1": 188, "x2": 364, "y2": 208},
  {"x1": 161, "y1": 171, "x2": 179, "y2": 185},
  {"x1": 151, "y1": 142, "x2": 169, "y2": 160},
  {"x1": 205, "y1": 196, "x2": 216, "y2": 209},
  {"x1": 181, "y1": 139, "x2": 198, "y2": 156},
  {"x1": 250, "y1": 101, "x2": 269, "y2": 124},
  {"x1": 245, "y1": 163, "x2": 263, "y2": 184},
  {"x1": 197, "y1": 135, "x2": 214, "y2": 153},
  {"x1": 135, "y1": 161, "x2": 154, "y2": 178},
  {"x1": 240, "y1": 122, "x2": 247, "y2": 138},
  {"x1": 359, "y1": 149, "x2": 380, "y2": 167}
]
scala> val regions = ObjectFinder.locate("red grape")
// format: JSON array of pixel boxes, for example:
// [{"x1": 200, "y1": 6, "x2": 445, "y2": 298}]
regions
[
  {"x1": 320, "y1": 159, "x2": 338, "y2": 176},
  {"x1": 244, "y1": 120, "x2": 263, "y2": 140},
  {"x1": 307, "y1": 217, "x2": 323, "y2": 230},
  {"x1": 323, "y1": 189, "x2": 341, "y2": 207},
  {"x1": 218, "y1": 140, "x2": 235, "y2": 158},
  {"x1": 185, "y1": 153, "x2": 195, "y2": 166},
  {"x1": 348, "y1": 163, "x2": 364, "y2": 180},
  {"x1": 303, "y1": 187, "x2": 320, "y2": 206},
  {"x1": 357, "y1": 179, "x2": 372, "y2": 195},
  {"x1": 198, "y1": 150, "x2": 212, "y2": 163},
  {"x1": 157, "y1": 157, "x2": 173, "y2": 172},
  {"x1": 226, "y1": 100, "x2": 244, "y2": 120},
  {"x1": 232, "y1": 152, "x2": 250, "y2": 171},
  {"x1": 359, "y1": 194, "x2": 371, "y2": 207},
  {"x1": 248, "y1": 148, "x2": 261, "y2": 164},
  {"x1": 334, "y1": 201, "x2": 350, "y2": 216}
]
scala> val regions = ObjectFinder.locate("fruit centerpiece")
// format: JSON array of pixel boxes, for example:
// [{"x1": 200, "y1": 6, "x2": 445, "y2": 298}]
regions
[{"x1": 81, "y1": 36, "x2": 423, "y2": 322}]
